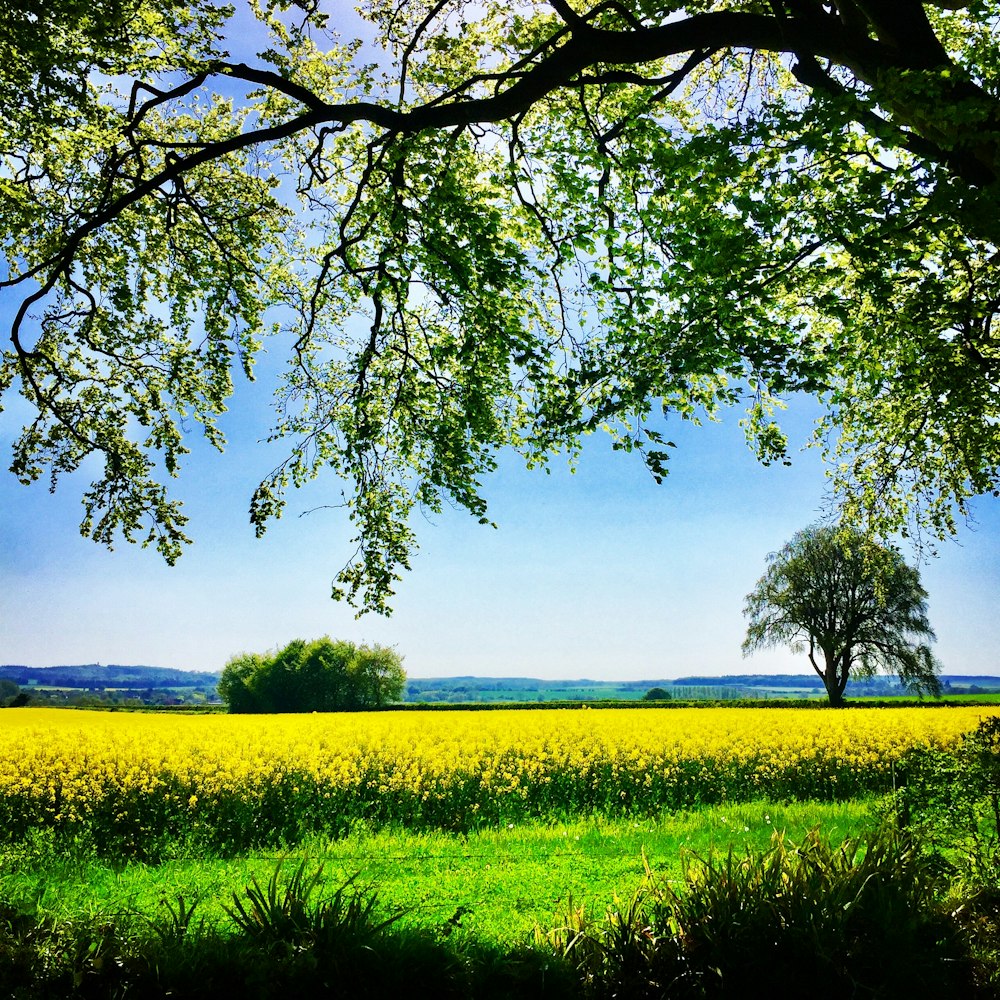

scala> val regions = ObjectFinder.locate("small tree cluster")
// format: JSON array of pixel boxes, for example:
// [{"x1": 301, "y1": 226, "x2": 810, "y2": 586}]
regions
[
  {"x1": 0, "y1": 680, "x2": 28, "y2": 707},
  {"x1": 218, "y1": 638, "x2": 405, "y2": 714}
]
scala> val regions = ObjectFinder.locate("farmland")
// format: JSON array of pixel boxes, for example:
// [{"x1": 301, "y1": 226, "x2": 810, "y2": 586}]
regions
[
  {"x1": 2, "y1": 705, "x2": 999, "y2": 997},
  {"x1": 1, "y1": 706, "x2": 993, "y2": 852}
]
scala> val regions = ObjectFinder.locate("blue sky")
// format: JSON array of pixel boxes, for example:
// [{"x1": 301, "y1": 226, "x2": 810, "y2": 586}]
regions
[
  {"x1": 3, "y1": 5, "x2": 1000, "y2": 680},
  {"x1": 3, "y1": 369, "x2": 999, "y2": 679}
]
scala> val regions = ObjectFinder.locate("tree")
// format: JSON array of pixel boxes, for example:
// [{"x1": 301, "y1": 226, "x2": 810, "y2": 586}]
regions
[
  {"x1": 344, "y1": 643, "x2": 411, "y2": 709},
  {"x1": 218, "y1": 637, "x2": 406, "y2": 713},
  {"x1": 3, "y1": 2, "x2": 1000, "y2": 612},
  {"x1": 643, "y1": 686, "x2": 671, "y2": 701},
  {"x1": 742, "y1": 525, "x2": 941, "y2": 707},
  {"x1": 216, "y1": 651, "x2": 266, "y2": 713}
]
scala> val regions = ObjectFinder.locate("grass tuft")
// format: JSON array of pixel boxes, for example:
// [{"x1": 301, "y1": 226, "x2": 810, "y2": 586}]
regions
[{"x1": 547, "y1": 824, "x2": 985, "y2": 998}]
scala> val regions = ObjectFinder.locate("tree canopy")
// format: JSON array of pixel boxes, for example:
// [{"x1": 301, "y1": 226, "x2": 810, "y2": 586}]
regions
[
  {"x1": 742, "y1": 525, "x2": 941, "y2": 706},
  {"x1": 642, "y1": 686, "x2": 672, "y2": 701},
  {"x1": 3, "y1": 1, "x2": 1000, "y2": 611},
  {"x1": 218, "y1": 637, "x2": 406, "y2": 712}
]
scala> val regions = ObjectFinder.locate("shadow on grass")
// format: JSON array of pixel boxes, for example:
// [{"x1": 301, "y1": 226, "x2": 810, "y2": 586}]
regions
[
  {"x1": 0, "y1": 860, "x2": 577, "y2": 1000},
  {"x1": 3, "y1": 828, "x2": 999, "y2": 999}
]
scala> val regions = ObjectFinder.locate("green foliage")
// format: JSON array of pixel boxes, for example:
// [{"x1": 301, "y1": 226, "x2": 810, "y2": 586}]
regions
[
  {"x1": 551, "y1": 827, "x2": 980, "y2": 998},
  {"x1": 641, "y1": 687, "x2": 671, "y2": 701},
  {"x1": 0, "y1": 679, "x2": 19, "y2": 707},
  {"x1": 215, "y1": 651, "x2": 266, "y2": 714},
  {"x1": 743, "y1": 524, "x2": 941, "y2": 706},
  {"x1": 896, "y1": 715, "x2": 1000, "y2": 886},
  {"x1": 0, "y1": 862, "x2": 573, "y2": 999},
  {"x1": 4, "y1": 3, "x2": 1000, "y2": 611},
  {"x1": 218, "y1": 637, "x2": 405, "y2": 714},
  {"x1": 224, "y1": 861, "x2": 402, "y2": 954}
]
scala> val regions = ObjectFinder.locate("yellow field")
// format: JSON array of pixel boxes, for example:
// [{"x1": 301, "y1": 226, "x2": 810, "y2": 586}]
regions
[{"x1": 1, "y1": 706, "x2": 994, "y2": 854}]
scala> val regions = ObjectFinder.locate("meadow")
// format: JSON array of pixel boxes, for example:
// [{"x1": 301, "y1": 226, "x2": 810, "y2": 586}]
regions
[{"x1": 2, "y1": 705, "x2": 999, "y2": 997}]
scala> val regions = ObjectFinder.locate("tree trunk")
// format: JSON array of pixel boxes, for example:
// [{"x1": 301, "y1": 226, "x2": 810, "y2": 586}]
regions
[
  {"x1": 824, "y1": 680, "x2": 845, "y2": 708},
  {"x1": 823, "y1": 649, "x2": 846, "y2": 708}
]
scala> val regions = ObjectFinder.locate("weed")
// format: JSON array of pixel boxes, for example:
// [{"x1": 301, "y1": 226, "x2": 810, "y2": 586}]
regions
[
  {"x1": 152, "y1": 892, "x2": 205, "y2": 943},
  {"x1": 223, "y1": 857, "x2": 406, "y2": 973}
]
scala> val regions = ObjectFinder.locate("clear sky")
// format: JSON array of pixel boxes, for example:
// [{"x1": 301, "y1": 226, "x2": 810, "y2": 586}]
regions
[
  {"x1": 3, "y1": 362, "x2": 999, "y2": 680},
  {"x1": 3, "y1": 5, "x2": 1000, "y2": 681}
]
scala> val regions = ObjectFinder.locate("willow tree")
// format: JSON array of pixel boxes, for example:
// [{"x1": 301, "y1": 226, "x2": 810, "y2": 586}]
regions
[
  {"x1": 3, "y1": 1, "x2": 1000, "y2": 611},
  {"x1": 742, "y1": 525, "x2": 941, "y2": 706}
]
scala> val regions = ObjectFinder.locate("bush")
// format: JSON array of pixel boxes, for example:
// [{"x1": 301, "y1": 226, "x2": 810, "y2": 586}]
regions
[
  {"x1": 549, "y1": 827, "x2": 981, "y2": 998},
  {"x1": 218, "y1": 637, "x2": 405, "y2": 713},
  {"x1": 0, "y1": 679, "x2": 19, "y2": 707},
  {"x1": 895, "y1": 715, "x2": 1000, "y2": 886}
]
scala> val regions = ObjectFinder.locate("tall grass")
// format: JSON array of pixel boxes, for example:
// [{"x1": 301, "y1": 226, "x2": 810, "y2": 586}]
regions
[
  {"x1": 0, "y1": 867, "x2": 570, "y2": 1000},
  {"x1": 1, "y1": 801, "x2": 873, "y2": 944},
  {"x1": 2, "y1": 824, "x2": 993, "y2": 999},
  {"x1": 547, "y1": 827, "x2": 984, "y2": 998}
]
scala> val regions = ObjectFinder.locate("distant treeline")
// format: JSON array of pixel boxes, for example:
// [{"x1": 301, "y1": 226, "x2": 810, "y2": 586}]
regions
[
  {"x1": 403, "y1": 677, "x2": 669, "y2": 704},
  {"x1": 405, "y1": 674, "x2": 1000, "y2": 704},
  {"x1": 677, "y1": 674, "x2": 832, "y2": 689},
  {"x1": 4, "y1": 665, "x2": 999, "y2": 708},
  {"x1": 674, "y1": 675, "x2": 1000, "y2": 695},
  {"x1": 0, "y1": 664, "x2": 220, "y2": 690}
]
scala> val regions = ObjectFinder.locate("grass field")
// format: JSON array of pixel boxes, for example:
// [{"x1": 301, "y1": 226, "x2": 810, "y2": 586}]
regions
[
  {"x1": 2, "y1": 705, "x2": 999, "y2": 997},
  {"x1": 2, "y1": 705, "x2": 991, "y2": 854},
  {"x1": 2, "y1": 799, "x2": 872, "y2": 947}
]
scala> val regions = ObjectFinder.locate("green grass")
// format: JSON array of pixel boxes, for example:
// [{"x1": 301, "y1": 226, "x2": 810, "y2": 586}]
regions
[
  {"x1": 6, "y1": 797, "x2": 997, "y2": 999},
  {"x1": 937, "y1": 693, "x2": 1000, "y2": 704},
  {"x1": 1, "y1": 799, "x2": 874, "y2": 947}
]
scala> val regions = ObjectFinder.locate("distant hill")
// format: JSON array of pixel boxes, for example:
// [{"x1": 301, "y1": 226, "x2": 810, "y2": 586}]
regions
[
  {"x1": 673, "y1": 674, "x2": 1000, "y2": 695},
  {"x1": 403, "y1": 676, "x2": 668, "y2": 704},
  {"x1": 4, "y1": 665, "x2": 998, "y2": 705},
  {"x1": 675, "y1": 674, "x2": 829, "y2": 689},
  {"x1": 404, "y1": 673, "x2": 1000, "y2": 703},
  {"x1": 0, "y1": 664, "x2": 220, "y2": 690},
  {"x1": 935, "y1": 675, "x2": 1000, "y2": 689}
]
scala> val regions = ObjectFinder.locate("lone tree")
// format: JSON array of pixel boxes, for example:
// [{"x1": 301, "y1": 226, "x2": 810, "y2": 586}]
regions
[
  {"x1": 742, "y1": 526, "x2": 941, "y2": 707},
  {"x1": 218, "y1": 637, "x2": 406, "y2": 713},
  {"x1": 4, "y1": 2, "x2": 1000, "y2": 610}
]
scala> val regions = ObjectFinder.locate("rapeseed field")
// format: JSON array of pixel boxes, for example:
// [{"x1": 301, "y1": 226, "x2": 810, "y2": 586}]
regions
[{"x1": 2, "y1": 705, "x2": 994, "y2": 855}]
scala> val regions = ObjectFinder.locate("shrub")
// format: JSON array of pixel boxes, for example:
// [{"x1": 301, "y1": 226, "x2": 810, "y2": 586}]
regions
[
  {"x1": 0, "y1": 680, "x2": 19, "y2": 707},
  {"x1": 549, "y1": 827, "x2": 980, "y2": 998},
  {"x1": 218, "y1": 637, "x2": 405, "y2": 713},
  {"x1": 895, "y1": 715, "x2": 1000, "y2": 886}
]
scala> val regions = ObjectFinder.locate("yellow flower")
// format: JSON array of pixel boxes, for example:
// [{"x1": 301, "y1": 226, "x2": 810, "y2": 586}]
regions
[{"x1": 1, "y1": 705, "x2": 996, "y2": 847}]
